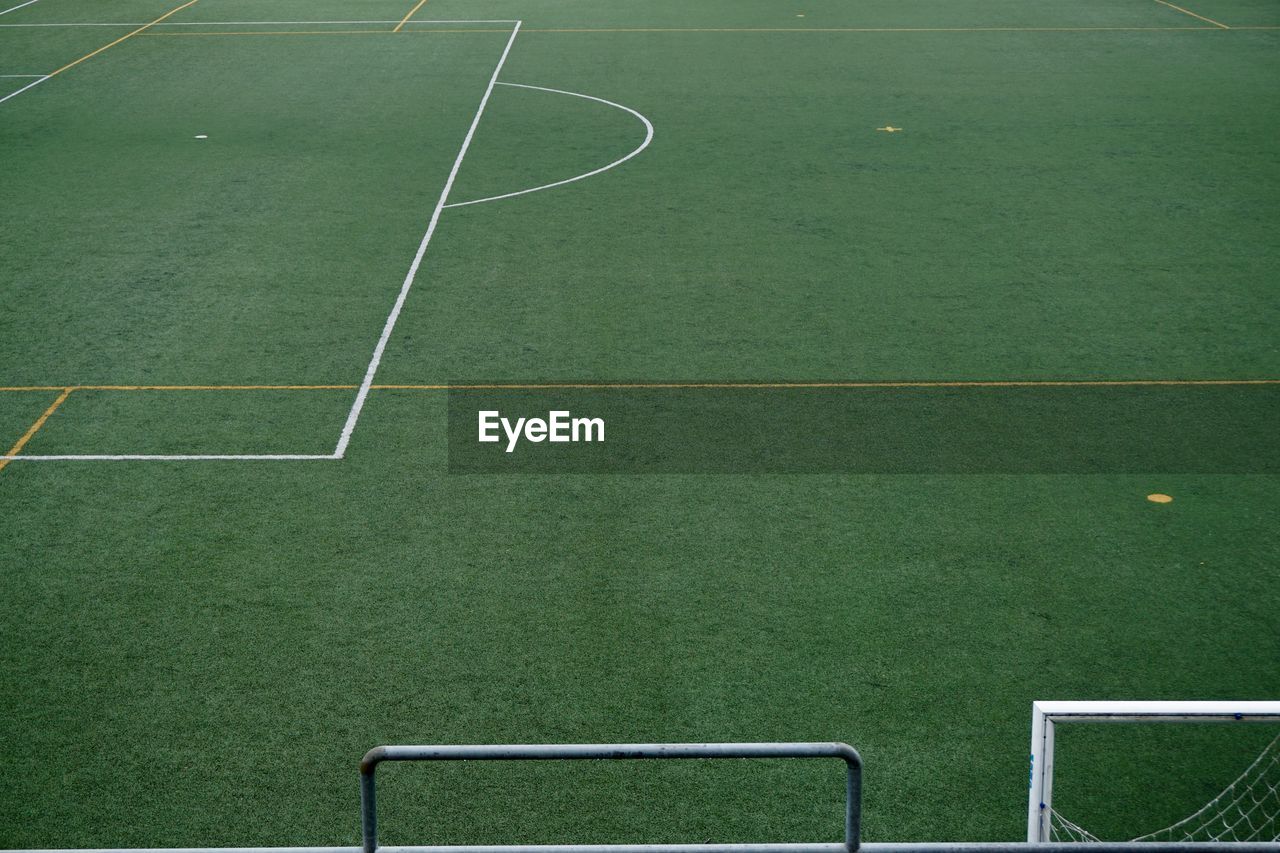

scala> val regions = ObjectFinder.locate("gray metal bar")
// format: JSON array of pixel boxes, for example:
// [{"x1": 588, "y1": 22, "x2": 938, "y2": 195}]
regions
[
  {"x1": 358, "y1": 743, "x2": 863, "y2": 853},
  {"x1": 382, "y1": 846, "x2": 1279, "y2": 853},
  {"x1": 381, "y1": 847, "x2": 845, "y2": 853},
  {"x1": 10, "y1": 843, "x2": 1280, "y2": 853},
  {"x1": 360, "y1": 743, "x2": 862, "y2": 764}
]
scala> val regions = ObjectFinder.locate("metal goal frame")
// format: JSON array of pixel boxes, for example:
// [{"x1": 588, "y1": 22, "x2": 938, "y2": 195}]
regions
[{"x1": 1027, "y1": 700, "x2": 1280, "y2": 842}]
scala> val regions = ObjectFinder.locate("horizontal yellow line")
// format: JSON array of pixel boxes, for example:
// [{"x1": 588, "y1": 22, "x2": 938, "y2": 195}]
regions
[
  {"x1": 515, "y1": 26, "x2": 1226, "y2": 33},
  {"x1": 141, "y1": 28, "x2": 506, "y2": 36},
  {"x1": 385, "y1": 380, "x2": 1280, "y2": 390},
  {"x1": 2, "y1": 380, "x2": 1277, "y2": 393},
  {"x1": 132, "y1": 24, "x2": 1280, "y2": 37}
]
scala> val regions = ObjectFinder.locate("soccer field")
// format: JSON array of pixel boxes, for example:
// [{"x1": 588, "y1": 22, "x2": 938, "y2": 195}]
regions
[{"x1": 1, "y1": 0, "x2": 1277, "y2": 846}]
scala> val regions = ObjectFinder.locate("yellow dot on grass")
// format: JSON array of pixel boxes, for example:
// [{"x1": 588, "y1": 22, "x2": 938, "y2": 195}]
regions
[{"x1": 1147, "y1": 493, "x2": 1173, "y2": 504}]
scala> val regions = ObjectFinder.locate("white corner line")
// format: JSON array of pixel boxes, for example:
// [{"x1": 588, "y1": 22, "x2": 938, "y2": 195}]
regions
[
  {"x1": 8, "y1": 454, "x2": 339, "y2": 461},
  {"x1": 332, "y1": 20, "x2": 523, "y2": 459},
  {"x1": 444, "y1": 82, "x2": 654, "y2": 209},
  {"x1": 0, "y1": 74, "x2": 49, "y2": 105},
  {"x1": 0, "y1": 0, "x2": 40, "y2": 16}
]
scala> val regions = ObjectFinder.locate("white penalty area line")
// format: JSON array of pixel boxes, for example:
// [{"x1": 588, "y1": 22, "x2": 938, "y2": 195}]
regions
[
  {"x1": 0, "y1": 74, "x2": 49, "y2": 104},
  {"x1": 8, "y1": 454, "x2": 337, "y2": 461},
  {"x1": 444, "y1": 82, "x2": 654, "y2": 209},
  {"x1": 157, "y1": 19, "x2": 519, "y2": 24},
  {"x1": 332, "y1": 20, "x2": 523, "y2": 459},
  {"x1": 0, "y1": 18, "x2": 519, "y2": 27}
]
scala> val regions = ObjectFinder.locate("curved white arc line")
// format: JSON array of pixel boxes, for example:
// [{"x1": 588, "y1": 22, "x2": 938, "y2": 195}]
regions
[{"x1": 443, "y1": 81, "x2": 654, "y2": 209}]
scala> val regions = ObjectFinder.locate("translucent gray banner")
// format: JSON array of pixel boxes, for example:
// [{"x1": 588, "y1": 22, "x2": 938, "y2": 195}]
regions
[{"x1": 446, "y1": 384, "x2": 1279, "y2": 474}]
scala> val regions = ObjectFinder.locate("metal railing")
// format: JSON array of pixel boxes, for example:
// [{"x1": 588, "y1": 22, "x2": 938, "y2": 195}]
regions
[
  {"x1": 359, "y1": 743, "x2": 863, "y2": 853},
  {"x1": 12, "y1": 844, "x2": 1280, "y2": 852},
  {"x1": 9, "y1": 742, "x2": 1280, "y2": 853}
]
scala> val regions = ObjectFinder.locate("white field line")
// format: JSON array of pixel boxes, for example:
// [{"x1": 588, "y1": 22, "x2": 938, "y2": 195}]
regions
[
  {"x1": 444, "y1": 82, "x2": 654, "y2": 209},
  {"x1": 333, "y1": 20, "x2": 523, "y2": 458},
  {"x1": 154, "y1": 19, "x2": 519, "y2": 24},
  {"x1": 150, "y1": 18, "x2": 518, "y2": 24},
  {"x1": 0, "y1": 18, "x2": 518, "y2": 27},
  {"x1": 0, "y1": 0, "x2": 40, "y2": 16},
  {"x1": 0, "y1": 74, "x2": 49, "y2": 104},
  {"x1": 0, "y1": 22, "x2": 140, "y2": 26},
  {"x1": 9, "y1": 454, "x2": 338, "y2": 461}
]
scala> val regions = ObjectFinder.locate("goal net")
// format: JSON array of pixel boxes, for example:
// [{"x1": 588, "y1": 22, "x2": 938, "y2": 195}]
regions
[{"x1": 1027, "y1": 701, "x2": 1280, "y2": 843}]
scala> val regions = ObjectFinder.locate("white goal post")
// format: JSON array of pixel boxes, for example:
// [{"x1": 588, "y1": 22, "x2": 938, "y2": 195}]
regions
[{"x1": 1028, "y1": 700, "x2": 1280, "y2": 842}]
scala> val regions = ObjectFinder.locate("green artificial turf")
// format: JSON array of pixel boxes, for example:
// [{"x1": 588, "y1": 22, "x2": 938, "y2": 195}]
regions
[
  {"x1": 19, "y1": 389, "x2": 354, "y2": 455},
  {"x1": 1, "y1": 0, "x2": 1277, "y2": 847},
  {"x1": 1047, "y1": 724, "x2": 1280, "y2": 840},
  {"x1": 0, "y1": 391, "x2": 64, "y2": 452}
]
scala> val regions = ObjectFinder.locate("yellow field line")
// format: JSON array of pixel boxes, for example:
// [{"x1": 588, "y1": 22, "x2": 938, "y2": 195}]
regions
[
  {"x1": 393, "y1": 0, "x2": 429, "y2": 33},
  {"x1": 0, "y1": 388, "x2": 73, "y2": 472},
  {"x1": 1153, "y1": 0, "x2": 1230, "y2": 29},
  {"x1": 377, "y1": 379, "x2": 1280, "y2": 390},
  {"x1": 141, "y1": 28, "x2": 505, "y2": 36},
  {"x1": 1, "y1": 379, "x2": 1279, "y2": 391},
  {"x1": 47, "y1": 0, "x2": 200, "y2": 78},
  {"x1": 128, "y1": 24, "x2": 1278, "y2": 38},
  {"x1": 143, "y1": 29, "x2": 387, "y2": 36},
  {"x1": 513, "y1": 26, "x2": 1223, "y2": 33},
  {"x1": 0, "y1": 380, "x2": 1277, "y2": 393}
]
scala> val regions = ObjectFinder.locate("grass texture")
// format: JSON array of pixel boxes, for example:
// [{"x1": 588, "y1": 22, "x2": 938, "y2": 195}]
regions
[{"x1": 1, "y1": 0, "x2": 1278, "y2": 845}]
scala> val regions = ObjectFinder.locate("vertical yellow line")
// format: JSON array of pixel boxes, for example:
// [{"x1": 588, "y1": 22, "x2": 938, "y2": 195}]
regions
[
  {"x1": 0, "y1": 387, "x2": 74, "y2": 473},
  {"x1": 394, "y1": 0, "x2": 429, "y2": 32},
  {"x1": 1153, "y1": 0, "x2": 1229, "y2": 29},
  {"x1": 47, "y1": 0, "x2": 201, "y2": 78}
]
